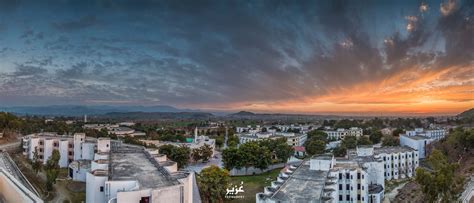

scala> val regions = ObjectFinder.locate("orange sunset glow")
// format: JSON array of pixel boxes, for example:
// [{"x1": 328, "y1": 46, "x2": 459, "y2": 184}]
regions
[{"x1": 196, "y1": 65, "x2": 473, "y2": 115}]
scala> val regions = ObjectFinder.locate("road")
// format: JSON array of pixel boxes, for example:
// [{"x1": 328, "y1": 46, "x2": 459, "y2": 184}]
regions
[
  {"x1": 223, "y1": 126, "x2": 228, "y2": 149},
  {"x1": 185, "y1": 151, "x2": 223, "y2": 173},
  {"x1": 383, "y1": 182, "x2": 408, "y2": 203},
  {"x1": 0, "y1": 141, "x2": 21, "y2": 151}
]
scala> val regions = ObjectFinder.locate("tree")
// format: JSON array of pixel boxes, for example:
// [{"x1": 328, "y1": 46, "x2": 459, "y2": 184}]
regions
[
  {"x1": 191, "y1": 148, "x2": 202, "y2": 162},
  {"x1": 307, "y1": 130, "x2": 328, "y2": 143},
  {"x1": 341, "y1": 136, "x2": 357, "y2": 149},
  {"x1": 357, "y1": 136, "x2": 372, "y2": 146},
  {"x1": 159, "y1": 144, "x2": 175, "y2": 156},
  {"x1": 368, "y1": 129, "x2": 383, "y2": 144},
  {"x1": 274, "y1": 140, "x2": 293, "y2": 163},
  {"x1": 304, "y1": 139, "x2": 326, "y2": 155},
  {"x1": 192, "y1": 144, "x2": 214, "y2": 162},
  {"x1": 215, "y1": 137, "x2": 224, "y2": 148},
  {"x1": 200, "y1": 144, "x2": 213, "y2": 162},
  {"x1": 259, "y1": 138, "x2": 292, "y2": 163},
  {"x1": 197, "y1": 165, "x2": 230, "y2": 203},
  {"x1": 32, "y1": 147, "x2": 42, "y2": 174},
  {"x1": 333, "y1": 146, "x2": 347, "y2": 157},
  {"x1": 392, "y1": 128, "x2": 404, "y2": 137},
  {"x1": 382, "y1": 135, "x2": 399, "y2": 146},
  {"x1": 227, "y1": 135, "x2": 239, "y2": 147},
  {"x1": 159, "y1": 144, "x2": 191, "y2": 169},
  {"x1": 45, "y1": 149, "x2": 60, "y2": 191},
  {"x1": 172, "y1": 145, "x2": 191, "y2": 169},
  {"x1": 415, "y1": 150, "x2": 464, "y2": 202},
  {"x1": 222, "y1": 147, "x2": 244, "y2": 170}
]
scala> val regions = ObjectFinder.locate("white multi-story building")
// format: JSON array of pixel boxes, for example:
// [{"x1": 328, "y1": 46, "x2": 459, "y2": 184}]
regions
[
  {"x1": 257, "y1": 146, "x2": 418, "y2": 203},
  {"x1": 400, "y1": 128, "x2": 446, "y2": 158},
  {"x1": 257, "y1": 154, "x2": 382, "y2": 203},
  {"x1": 348, "y1": 146, "x2": 419, "y2": 181},
  {"x1": 86, "y1": 144, "x2": 198, "y2": 203},
  {"x1": 238, "y1": 133, "x2": 307, "y2": 146},
  {"x1": 324, "y1": 127, "x2": 363, "y2": 140},
  {"x1": 22, "y1": 133, "x2": 94, "y2": 168}
]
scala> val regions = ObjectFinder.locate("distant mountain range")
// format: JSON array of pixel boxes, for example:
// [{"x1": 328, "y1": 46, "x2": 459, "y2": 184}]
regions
[{"x1": 0, "y1": 105, "x2": 198, "y2": 116}]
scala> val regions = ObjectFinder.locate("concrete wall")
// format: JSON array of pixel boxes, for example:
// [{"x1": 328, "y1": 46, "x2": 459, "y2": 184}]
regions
[
  {"x1": 86, "y1": 172, "x2": 107, "y2": 203},
  {"x1": 74, "y1": 133, "x2": 85, "y2": 160},
  {"x1": 106, "y1": 180, "x2": 139, "y2": 202},
  {"x1": 151, "y1": 184, "x2": 183, "y2": 203},
  {"x1": 97, "y1": 139, "x2": 110, "y2": 153},
  {"x1": 43, "y1": 139, "x2": 54, "y2": 165},
  {"x1": 58, "y1": 140, "x2": 69, "y2": 168},
  {"x1": 81, "y1": 143, "x2": 95, "y2": 160}
]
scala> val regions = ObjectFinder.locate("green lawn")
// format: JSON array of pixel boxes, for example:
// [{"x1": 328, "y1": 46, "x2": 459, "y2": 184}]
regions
[{"x1": 225, "y1": 168, "x2": 282, "y2": 203}]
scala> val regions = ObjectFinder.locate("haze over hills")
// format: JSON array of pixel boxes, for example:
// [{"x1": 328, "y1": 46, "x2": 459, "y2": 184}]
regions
[{"x1": 0, "y1": 105, "x2": 197, "y2": 116}]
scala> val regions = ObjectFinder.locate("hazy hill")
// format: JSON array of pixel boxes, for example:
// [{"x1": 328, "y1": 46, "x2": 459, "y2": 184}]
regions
[
  {"x1": 457, "y1": 108, "x2": 474, "y2": 118},
  {"x1": 0, "y1": 105, "x2": 196, "y2": 116},
  {"x1": 98, "y1": 112, "x2": 215, "y2": 120}
]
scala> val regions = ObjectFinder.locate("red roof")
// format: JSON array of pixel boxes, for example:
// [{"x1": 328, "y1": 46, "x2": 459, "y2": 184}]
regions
[{"x1": 293, "y1": 146, "x2": 305, "y2": 152}]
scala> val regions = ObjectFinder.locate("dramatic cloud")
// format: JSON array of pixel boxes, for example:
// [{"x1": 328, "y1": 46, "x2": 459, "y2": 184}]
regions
[{"x1": 0, "y1": 0, "x2": 472, "y2": 115}]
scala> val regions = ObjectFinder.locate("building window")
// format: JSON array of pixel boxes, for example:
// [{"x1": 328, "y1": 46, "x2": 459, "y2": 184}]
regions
[
  {"x1": 350, "y1": 175, "x2": 353, "y2": 179},
  {"x1": 383, "y1": 157, "x2": 386, "y2": 161},
  {"x1": 346, "y1": 173, "x2": 350, "y2": 179},
  {"x1": 339, "y1": 173, "x2": 342, "y2": 179},
  {"x1": 362, "y1": 174, "x2": 364, "y2": 179},
  {"x1": 339, "y1": 195, "x2": 343, "y2": 201},
  {"x1": 346, "y1": 195, "x2": 350, "y2": 201},
  {"x1": 39, "y1": 149, "x2": 43, "y2": 152},
  {"x1": 358, "y1": 194, "x2": 361, "y2": 200},
  {"x1": 100, "y1": 186, "x2": 104, "y2": 192},
  {"x1": 357, "y1": 173, "x2": 361, "y2": 179},
  {"x1": 346, "y1": 184, "x2": 350, "y2": 190},
  {"x1": 106, "y1": 144, "x2": 109, "y2": 147},
  {"x1": 357, "y1": 184, "x2": 361, "y2": 190},
  {"x1": 339, "y1": 184, "x2": 342, "y2": 190},
  {"x1": 362, "y1": 186, "x2": 364, "y2": 190}
]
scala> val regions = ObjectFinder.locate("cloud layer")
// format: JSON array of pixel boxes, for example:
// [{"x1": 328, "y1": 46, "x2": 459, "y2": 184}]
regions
[{"x1": 0, "y1": 0, "x2": 472, "y2": 115}]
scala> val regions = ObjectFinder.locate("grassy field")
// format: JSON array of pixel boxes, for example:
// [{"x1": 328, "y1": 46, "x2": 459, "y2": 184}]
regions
[{"x1": 224, "y1": 168, "x2": 282, "y2": 203}]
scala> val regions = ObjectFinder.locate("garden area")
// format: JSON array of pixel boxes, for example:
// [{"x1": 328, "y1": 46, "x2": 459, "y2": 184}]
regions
[{"x1": 225, "y1": 168, "x2": 282, "y2": 203}]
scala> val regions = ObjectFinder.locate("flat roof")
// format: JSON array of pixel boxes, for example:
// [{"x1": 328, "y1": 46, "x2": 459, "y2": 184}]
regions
[
  {"x1": 401, "y1": 134, "x2": 430, "y2": 140},
  {"x1": 374, "y1": 146, "x2": 417, "y2": 154},
  {"x1": 110, "y1": 148, "x2": 180, "y2": 189},
  {"x1": 311, "y1": 154, "x2": 333, "y2": 160},
  {"x1": 270, "y1": 163, "x2": 328, "y2": 202}
]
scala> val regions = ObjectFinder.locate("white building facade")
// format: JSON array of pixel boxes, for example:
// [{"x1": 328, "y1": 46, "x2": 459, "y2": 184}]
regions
[
  {"x1": 400, "y1": 128, "x2": 446, "y2": 158},
  {"x1": 324, "y1": 127, "x2": 363, "y2": 140}
]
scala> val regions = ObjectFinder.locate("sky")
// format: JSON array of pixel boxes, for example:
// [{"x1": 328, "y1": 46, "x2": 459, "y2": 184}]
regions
[{"x1": 0, "y1": 0, "x2": 472, "y2": 116}]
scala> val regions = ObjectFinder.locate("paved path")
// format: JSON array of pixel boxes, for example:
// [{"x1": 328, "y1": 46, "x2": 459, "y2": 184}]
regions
[
  {"x1": 0, "y1": 141, "x2": 21, "y2": 151},
  {"x1": 383, "y1": 182, "x2": 408, "y2": 203},
  {"x1": 185, "y1": 151, "x2": 223, "y2": 173}
]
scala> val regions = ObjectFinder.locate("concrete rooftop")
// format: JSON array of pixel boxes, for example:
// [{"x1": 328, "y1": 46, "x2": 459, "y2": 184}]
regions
[
  {"x1": 271, "y1": 163, "x2": 328, "y2": 202},
  {"x1": 110, "y1": 148, "x2": 180, "y2": 189}
]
